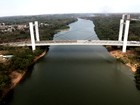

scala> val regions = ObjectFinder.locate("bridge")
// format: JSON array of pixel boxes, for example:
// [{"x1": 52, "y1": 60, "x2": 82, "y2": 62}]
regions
[
  {"x1": 1, "y1": 14, "x2": 140, "y2": 53},
  {"x1": 1, "y1": 40, "x2": 140, "y2": 47}
]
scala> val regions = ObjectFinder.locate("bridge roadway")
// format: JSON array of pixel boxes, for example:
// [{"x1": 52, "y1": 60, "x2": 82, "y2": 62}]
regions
[{"x1": 1, "y1": 40, "x2": 140, "y2": 47}]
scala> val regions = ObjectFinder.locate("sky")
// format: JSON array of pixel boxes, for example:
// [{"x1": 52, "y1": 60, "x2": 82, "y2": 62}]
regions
[{"x1": 0, "y1": 0, "x2": 140, "y2": 17}]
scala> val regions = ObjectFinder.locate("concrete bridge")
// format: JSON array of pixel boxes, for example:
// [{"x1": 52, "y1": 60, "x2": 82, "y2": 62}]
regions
[
  {"x1": 1, "y1": 40, "x2": 140, "y2": 47},
  {"x1": 1, "y1": 14, "x2": 140, "y2": 53}
]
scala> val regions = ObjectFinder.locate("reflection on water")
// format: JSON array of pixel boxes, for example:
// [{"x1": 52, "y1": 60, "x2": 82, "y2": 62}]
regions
[{"x1": 3, "y1": 18, "x2": 140, "y2": 105}]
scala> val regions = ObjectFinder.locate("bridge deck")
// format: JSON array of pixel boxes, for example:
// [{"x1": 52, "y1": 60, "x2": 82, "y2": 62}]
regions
[{"x1": 1, "y1": 40, "x2": 140, "y2": 47}]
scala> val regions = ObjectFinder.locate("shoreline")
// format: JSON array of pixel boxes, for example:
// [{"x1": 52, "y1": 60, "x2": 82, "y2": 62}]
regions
[
  {"x1": 107, "y1": 48, "x2": 139, "y2": 73},
  {"x1": 10, "y1": 50, "x2": 46, "y2": 88},
  {"x1": 1, "y1": 50, "x2": 47, "y2": 102},
  {"x1": 56, "y1": 28, "x2": 69, "y2": 33}
]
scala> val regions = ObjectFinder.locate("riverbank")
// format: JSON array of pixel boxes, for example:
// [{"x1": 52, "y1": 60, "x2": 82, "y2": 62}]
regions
[
  {"x1": 10, "y1": 50, "x2": 46, "y2": 88},
  {"x1": 87, "y1": 15, "x2": 140, "y2": 73},
  {"x1": 0, "y1": 49, "x2": 46, "y2": 102},
  {"x1": 106, "y1": 46, "x2": 140, "y2": 72}
]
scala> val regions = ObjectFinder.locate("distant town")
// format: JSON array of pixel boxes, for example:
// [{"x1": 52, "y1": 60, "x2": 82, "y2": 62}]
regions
[
  {"x1": 0, "y1": 22, "x2": 50, "y2": 33},
  {"x1": 0, "y1": 23, "x2": 27, "y2": 33}
]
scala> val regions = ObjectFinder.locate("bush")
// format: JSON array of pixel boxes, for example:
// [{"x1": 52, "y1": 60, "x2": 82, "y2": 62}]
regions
[
  {"x1": 0, "y1": 63, "x2": 8, "y2": 72},
  {"x1": 9, "y1": 49, "x2": 34, "y2": 70},
  {"x1": 8, "y1": 47, "x2": 44, "y2": 71}
]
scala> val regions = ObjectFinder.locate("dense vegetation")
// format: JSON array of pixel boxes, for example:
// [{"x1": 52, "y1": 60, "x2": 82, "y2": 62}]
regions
[
  {"x1": 85, "y1": 14, "x2": 140, "y2": 54},
  {"x1": 0, "y1": 15, "x2": 77, "y2": 43},
  {"x1": 86, "y1": 14, "x2": 140, "y2": 41},
  {"x1": 0, "y1": 14, "x2": 77, "y2": 101},
  {"x1": 88, "y1": 15, "x2": 120, "y2": 40},
  {"x1": 0, "y1": 46, "x2": 44, "y2": 100},
  {"x1": 39, "y1": 18, "x2": 76, "y2": 40},
  {"x1": 0, "y1": 14, "x2": 77, "y2": 24},
  {"x1": 89, "y1": 14, "x2": 140, "y2": 53}
]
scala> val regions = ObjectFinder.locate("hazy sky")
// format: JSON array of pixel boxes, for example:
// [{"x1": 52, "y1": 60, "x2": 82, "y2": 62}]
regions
[{"x1": 0, "y1": 0, "x2": 140, "y2": 16}]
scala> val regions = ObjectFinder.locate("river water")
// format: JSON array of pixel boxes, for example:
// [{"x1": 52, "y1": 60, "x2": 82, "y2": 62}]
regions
[{"x1": 4, "y1": 19, "x2": 140, "y2": 105}]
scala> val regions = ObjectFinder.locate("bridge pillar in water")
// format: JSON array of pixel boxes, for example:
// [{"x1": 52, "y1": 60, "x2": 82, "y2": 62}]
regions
[
  {"x1": 122, "y1": 20, "x2": 130, "y2": 53},
  {"x1": 29, "y1": 22, "x2": 36, "y2": 51},
  {"x1": 34, "y1": 21, "x2": 40, "y2": 41}
]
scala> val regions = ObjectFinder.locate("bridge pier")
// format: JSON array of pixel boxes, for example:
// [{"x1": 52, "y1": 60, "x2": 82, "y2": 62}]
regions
[
  {"x1": 118, "y1": 14, "x2": 130, "y2": 53},
  {"x1": 122, "y1": 19, "x2": 130, "y2": 52},
  {"x1": 29, "y1": 21, "x2": 40, "y2": 51},
  {"x1": 29, "y1": 22, "x2": 36, "y2": 51},
  {"x1": 118, "y1": 14, "x2": 126, "y2": 42},
  {"x1": 34, "y1": 21, "x2": 40, "y2": 41}
]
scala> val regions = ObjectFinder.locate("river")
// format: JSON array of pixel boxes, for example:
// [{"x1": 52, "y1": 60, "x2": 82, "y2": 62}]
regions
[{"x1": 3, "y1": 18, "x2": 140, "y2": 105}]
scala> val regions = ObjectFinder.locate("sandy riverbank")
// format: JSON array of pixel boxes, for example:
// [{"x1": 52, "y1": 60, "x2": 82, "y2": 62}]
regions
[
  {"x1": 9, "y1": 51, "x2": 46, "y2": 88},
  {"x1": 9, "y1": 71, "x2": 25, "y2": 88},
  {"x1": 108, "y1": 49, "x2": 139, "y2": 72}
]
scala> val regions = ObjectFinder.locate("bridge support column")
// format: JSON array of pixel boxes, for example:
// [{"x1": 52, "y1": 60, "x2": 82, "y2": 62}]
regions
[
  {"x1": 29, "y1": 22, "x2": 36, "y2": 51},
  {"x1": 34, "y1": 21, "x2": 40, "y2": 41},
  {"x1": 118, "y1": 14, "x2": 126, "y2": 42},
  {"x1": 122, "y1": 20, "x2": 130, "y2": 53},
  {"x1": 118, "y1": 19, "x2": 125, "y2": 41}
]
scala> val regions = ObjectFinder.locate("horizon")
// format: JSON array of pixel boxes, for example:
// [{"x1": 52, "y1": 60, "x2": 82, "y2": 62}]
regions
[{"x1": 0, "y1": 12, "x2": 140, "y2": 18}]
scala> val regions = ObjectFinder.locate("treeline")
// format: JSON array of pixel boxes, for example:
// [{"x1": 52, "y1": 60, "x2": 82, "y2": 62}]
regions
[
  {"x1": 90, "y1": 15, "x2": 120, "y2": 40},
  {"x1": 39, "y1": 18, "x2": 77, "y2": 40},
  {"x1": 0, "y1": 14, "x2": 76, "y2": 24},
  {"x1": 86, "y1": 14, "x2": 140, "y2": 41},
  {"x1": 0, "y1": 16, "x2": 77, "y2": 43}
]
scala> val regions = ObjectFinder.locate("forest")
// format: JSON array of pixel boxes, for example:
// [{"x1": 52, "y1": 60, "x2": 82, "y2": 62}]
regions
[{"x1": 85, "y1": 14, "x2": 140, "y2": 41}]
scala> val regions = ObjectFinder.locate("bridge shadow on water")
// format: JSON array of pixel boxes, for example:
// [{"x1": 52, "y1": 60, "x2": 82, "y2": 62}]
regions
[{"x1": 134, "y1": 67, "x2": 140, "y2": 90}]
